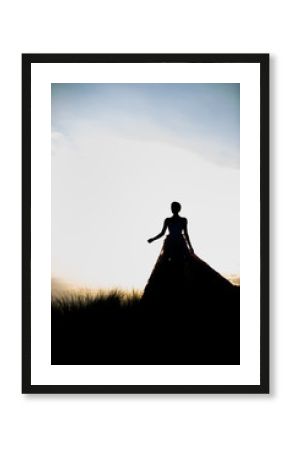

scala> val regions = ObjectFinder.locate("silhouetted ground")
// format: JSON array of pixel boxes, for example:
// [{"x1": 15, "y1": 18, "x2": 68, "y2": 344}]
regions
[{"x1": 52, "y1": 255, "x2": 240, "y2": 365}]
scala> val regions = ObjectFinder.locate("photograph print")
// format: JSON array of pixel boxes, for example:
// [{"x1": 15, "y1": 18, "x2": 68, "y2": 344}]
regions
[{"x1": 51, "y1": 82, "x2": 240, "y2": 365}]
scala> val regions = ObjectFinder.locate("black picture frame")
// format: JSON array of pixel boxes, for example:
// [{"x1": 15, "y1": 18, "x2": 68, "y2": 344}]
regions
[{"x1": 22, "y1": 53, "x2": 269, "y2": 394}]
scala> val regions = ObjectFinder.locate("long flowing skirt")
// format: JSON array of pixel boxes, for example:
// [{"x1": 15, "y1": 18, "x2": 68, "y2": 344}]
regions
[{"x1": 142, "y1": 234, "x2": 237, "y2": 306}]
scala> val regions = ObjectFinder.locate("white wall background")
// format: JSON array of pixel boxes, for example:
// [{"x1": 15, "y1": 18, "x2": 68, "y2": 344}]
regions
[{"x1": 0, "y1": 1, "x2": 285, "y2": 449}]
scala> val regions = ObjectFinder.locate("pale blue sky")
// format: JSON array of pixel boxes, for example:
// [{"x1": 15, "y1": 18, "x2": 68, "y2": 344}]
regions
[{"x1": 52, "y1": 83, "x2": 240, "y2": 167}]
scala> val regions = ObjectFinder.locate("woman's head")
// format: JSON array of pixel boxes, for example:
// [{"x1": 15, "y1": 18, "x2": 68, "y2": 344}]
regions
[{"x1": 171, "y1": 201, "x2": 181, "y2": 214}]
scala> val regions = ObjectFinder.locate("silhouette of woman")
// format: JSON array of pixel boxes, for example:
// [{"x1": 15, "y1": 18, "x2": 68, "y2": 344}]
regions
[
  {"x1": 147, "y1": 201, "x2": 194, "y2": 263},
  {"x1": 143, "y1": 201, "x2": 236, "y2": 304}
]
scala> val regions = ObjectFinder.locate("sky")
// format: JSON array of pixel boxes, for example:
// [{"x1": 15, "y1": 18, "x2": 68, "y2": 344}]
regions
[{"x1": 51, "y1": 83, "x2": 240, "y2": 290}]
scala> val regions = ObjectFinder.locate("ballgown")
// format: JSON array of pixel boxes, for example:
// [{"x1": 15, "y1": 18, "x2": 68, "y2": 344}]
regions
[{"x1": 142, "y1": 226, "x2": 237, "y2": 306}]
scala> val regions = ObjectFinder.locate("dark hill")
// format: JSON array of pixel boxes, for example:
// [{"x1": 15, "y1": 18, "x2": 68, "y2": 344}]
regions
[{"x1": 51, "y1": 252, "x2": 239, "y2": 365}]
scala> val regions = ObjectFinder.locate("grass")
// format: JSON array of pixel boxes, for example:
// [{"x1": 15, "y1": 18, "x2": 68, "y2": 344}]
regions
[{"x1": 52, "y1": 288, "x2": 142, "y2": 311}]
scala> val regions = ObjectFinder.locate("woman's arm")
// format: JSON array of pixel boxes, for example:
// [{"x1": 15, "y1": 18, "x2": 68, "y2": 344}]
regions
[
  {"x1": 183, "y1": 218, "x2": 194, "y2": 253},
  {"x1": 148, "y1": 219, "x2": 168, "y2": 243}
]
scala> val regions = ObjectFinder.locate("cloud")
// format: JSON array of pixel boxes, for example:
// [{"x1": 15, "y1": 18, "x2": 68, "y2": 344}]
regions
[
  {"x1": 60, "y1": 116, "x2": 239, "y2": 169},
  {"x1": 52, "y1": 83, "x2": 240, "y2": 168}
]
